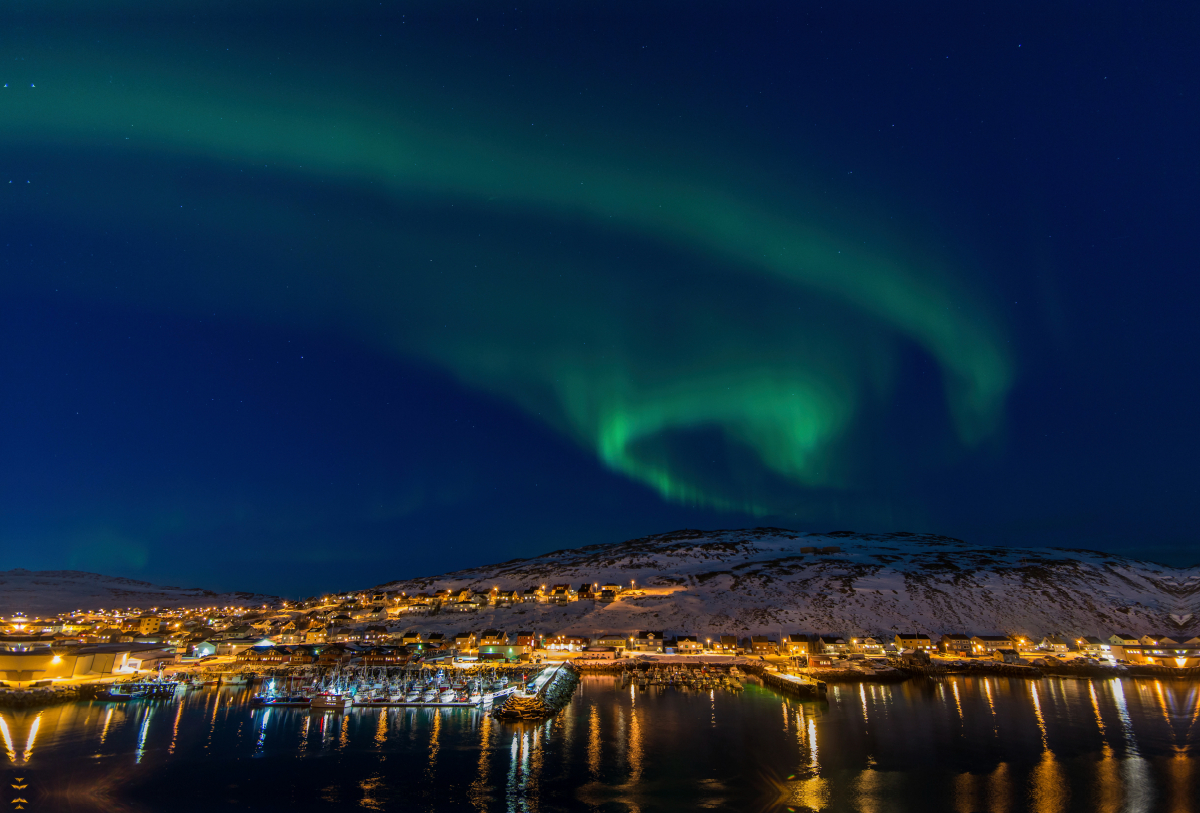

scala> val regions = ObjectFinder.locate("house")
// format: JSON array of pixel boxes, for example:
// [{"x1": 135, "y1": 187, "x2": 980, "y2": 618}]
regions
[
  {"x1": 578, "y1": 584, "x2": 595, "y2": 600},
  {"x1": 425, "y1": 632, "x2": 447, "y2": 649},
  {"x1": 579, "y1": 646, "x2": 618, "y2": 659},
  {"x1": 631, "y1": 631, "x2": 664, "y2": 653},
  {"x1": 940, "y1": 634, "x2": 972, "y2": 656},
  {"x1": 188, "y1": 639, "x2": 217, "y2": 658},
  {"x1": 716, "y1": 635, "x2": 739, "y2": 654},
  {"x1": 1078, "y1": 636, "x2": 1111, "y2": 656},
  {"x1": 218, "y1": 624, "x2": 254, "y2": 640},
  {"x1": 495, "y1": 590, "x2": 519, "y2": 608},
  {"x1": 400, "y1": 631, "x2": 425, "y2": 647},
  {"x1": 546, "y1": 635, "x2": 590, "y2": 652},
  {"x1": 1109, "y1": 633, "x2": 1139, "y2": 648},
  {"x1": 305, "y1": 625, "x2": 328, "y2": 644},
  {"x1": 1140, "y1": 634, "x2": 1177, "y2": 646},
  {"x1": 521, "y1": 589, "x2": 541, "y2": 604},
  {"x1": 215, "y1": 638, "x2": 260, "y2": 657},
  {"x1": 248, "y1": 618, "x2": 275, "y2": 634},
  {"x1": 405, "y1": 596, "x2": 435, "y2": 614},
  {"x1": 970, "y1": 635, "x2": 1013, "y2": 655},
  {"x1": 850, "y1": 636, "x2": 882, "y2": 656},
  {"x1": 750, "y1": 636, "x2": 777, "y2": 656},
  {"x1": 894, "y1": 633, "x2": 934, "y2": 652},
  {"x1": 288, "y1": 645, "x2": 319, "y2": 664},
  {"x1": 781, "y1": 634, "x2": 809, "y2": 656},
  {"x1": 549, "y1": 585, "x2": 578, "y2": 605},
  {"x1": 994, "y1": 649, "x2": 1023, "y2": 664},
  {"x1": 1038, "y1": 636, "x2": 1070, "y2": 653},
  {"x1": 818, "y1": 635, "x2": 849, "y2": 655},
  {"x1": 327, "y1": 626, "x2": 362, "y2": 644},
  {"x1": 593, "y1": 633, "x2": 627, "y2": 651},
  {"x1": 362, "y1": 626, "x2": 389, "y2": 644},
  {"x1": 514, "y1": 632, "x2": 538, "y2": 648},
  {"x1": 361, "y1": 647, "x2": 405, "y2": 665},
  {"x1": 237, "y1": 646, "x2": 291, "y2": 665},
  {"x1": 600, "y1": 583, "x2": 624, "y2": 595},
  {"x1": 125, "y1": 648, "x2": 176, "y2": 671},
  {"x1": 317, "y1": 644, "x2": 352, "y2": 665},
  {"x1": 449, "y1": 594, "x2": 486, "y2": 612},
  {"x1": 675, "y1": 635, "x2": 703, "y2": 654},
  {"x1": 134, "y1": 614, "x2": 162, "y2": 636},
  {"x1": 454, "y1": 632, "x2": 478, "y2": 652},
  {"x1": 1009, "y1": 634, "x2": 1037, "y2": 651},
  {"x1": 479, "y1": 629, "x2": 508, "y2": 647}
]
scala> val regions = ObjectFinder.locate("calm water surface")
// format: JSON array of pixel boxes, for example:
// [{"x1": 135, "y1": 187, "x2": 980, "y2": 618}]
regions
[{"x1": 3, "y1": 676, "x2": 1198, "y2": 812}]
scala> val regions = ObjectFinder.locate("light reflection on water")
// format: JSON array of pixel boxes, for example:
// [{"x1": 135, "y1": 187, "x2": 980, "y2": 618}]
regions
[{"x1": 0, "y1": 676, "x2": 1198, "y2": 811}]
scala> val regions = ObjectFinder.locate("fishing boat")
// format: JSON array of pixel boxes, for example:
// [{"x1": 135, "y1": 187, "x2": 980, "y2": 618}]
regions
[
  {"x1": 97, "y1": 684, "x2": 147, "y2": 702},
  {"x1": 311, "y1": 692, "x2": 354, "y2": 711}
]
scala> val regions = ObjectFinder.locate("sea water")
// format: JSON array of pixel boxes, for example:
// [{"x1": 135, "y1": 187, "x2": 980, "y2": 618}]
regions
[{"x1": 2, "y1": 675, "x2": 1197, "y2": 811}]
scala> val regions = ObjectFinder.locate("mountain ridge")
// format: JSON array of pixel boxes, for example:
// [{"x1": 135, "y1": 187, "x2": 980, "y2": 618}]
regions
[
  {"x1": 371, "y1": 528, "x2": 1200, "y2": 638},
  {"x1": 0, "y1": 568, "x2": 279, "y2": 616}
]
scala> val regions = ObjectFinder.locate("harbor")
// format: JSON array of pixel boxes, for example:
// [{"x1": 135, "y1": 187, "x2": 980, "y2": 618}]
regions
[
  {"x1": 250, "y1": 664, "x2": 542, "y2": 711},
  {"x1": 3, "y1": 672, "x2": 1197, "y2": 812}
]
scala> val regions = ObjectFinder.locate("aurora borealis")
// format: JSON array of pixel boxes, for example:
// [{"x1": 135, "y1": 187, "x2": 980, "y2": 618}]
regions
[{"x1": 3, "y1": 3, "x2": 1197, "y2": 593}]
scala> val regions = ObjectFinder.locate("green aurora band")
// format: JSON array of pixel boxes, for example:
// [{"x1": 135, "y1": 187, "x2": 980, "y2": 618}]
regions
[{"x1": 1, "y1": 38, "x2": 1013, "y2": 514}]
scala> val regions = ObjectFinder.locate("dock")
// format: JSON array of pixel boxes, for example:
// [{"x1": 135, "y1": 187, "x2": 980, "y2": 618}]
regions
[{"x1": 752, "y1": 667, "x2": 826, "y2": 699}]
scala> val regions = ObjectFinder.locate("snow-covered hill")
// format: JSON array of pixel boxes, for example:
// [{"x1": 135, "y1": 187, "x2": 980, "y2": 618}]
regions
[
  {"x1": 373, "y1": 528, "x2": 1200, "y2": 639},
  {"x1": 0, "y1": 569, "x2": 278, "y2": 616}
]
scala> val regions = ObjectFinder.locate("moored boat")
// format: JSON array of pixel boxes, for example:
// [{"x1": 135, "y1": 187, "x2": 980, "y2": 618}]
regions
[
  {"x1": 98, "y1": 685, "x2": 146, "y2": 701},
  {"x1": 311, "y1": 692, "x2": 354, "y2": 711},
  {"x1": 253, "y1": 694, "x2": 312, "y2": 707}
]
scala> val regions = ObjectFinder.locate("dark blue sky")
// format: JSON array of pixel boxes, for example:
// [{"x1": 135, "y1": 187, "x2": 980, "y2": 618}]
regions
[{"x1": 3, "y1": 3, "x2": 1197, "y2": 595}]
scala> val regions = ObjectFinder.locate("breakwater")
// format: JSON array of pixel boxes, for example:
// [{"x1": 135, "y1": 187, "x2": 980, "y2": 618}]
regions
[{"x1": 492, "y1": 662, "x2": 581, "y2": 722}]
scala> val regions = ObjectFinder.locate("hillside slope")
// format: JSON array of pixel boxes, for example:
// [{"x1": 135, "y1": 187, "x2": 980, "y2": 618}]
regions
[
  {"x1": 0, "y1": 569, "x2": 278, "y2": 616},
  {"x1": 373, "y1": 528, "x2": 1200, "y2": 638}
]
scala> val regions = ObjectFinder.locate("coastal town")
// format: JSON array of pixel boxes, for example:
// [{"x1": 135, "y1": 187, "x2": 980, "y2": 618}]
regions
[{"x1": 4, "y1": 579, "x2": 1199, "y2": 696}]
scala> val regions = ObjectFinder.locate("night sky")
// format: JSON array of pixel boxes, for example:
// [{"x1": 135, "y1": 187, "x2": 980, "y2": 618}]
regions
[{"x1": 3, "y1": 3, "x2": 1197, "y2": 596}]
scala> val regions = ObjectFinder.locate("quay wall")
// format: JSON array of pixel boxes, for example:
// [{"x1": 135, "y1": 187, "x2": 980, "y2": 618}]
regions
[{"x1": 0, "y1": 684, "x2": 95, "y2": 709}]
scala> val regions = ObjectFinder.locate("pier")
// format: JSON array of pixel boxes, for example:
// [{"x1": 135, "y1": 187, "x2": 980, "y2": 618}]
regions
[{"x1": 749, "y1": 666, "x2": 827, "y2": 698}]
